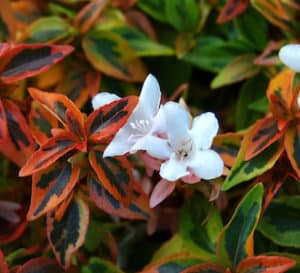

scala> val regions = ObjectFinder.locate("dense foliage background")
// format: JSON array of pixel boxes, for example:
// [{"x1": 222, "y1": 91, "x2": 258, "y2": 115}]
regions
[{"x1": 0, "y1": 0, "x2": 300, "y2": 272}]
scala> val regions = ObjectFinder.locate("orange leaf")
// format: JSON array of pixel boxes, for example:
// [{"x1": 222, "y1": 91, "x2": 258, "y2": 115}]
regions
[{"x1": 217, "y1": 0, "x2": 249, "y2": 24}]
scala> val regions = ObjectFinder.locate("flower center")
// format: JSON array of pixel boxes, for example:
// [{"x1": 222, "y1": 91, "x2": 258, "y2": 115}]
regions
[
  {"x1": 175, "y1": 138, "x2": 193, "y2": 161},
  {"x1": 130, "y1": 119, "x2": 151, "y2": 135}
]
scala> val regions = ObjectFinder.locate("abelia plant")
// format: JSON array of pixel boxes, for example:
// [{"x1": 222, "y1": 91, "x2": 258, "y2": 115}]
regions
[{"x1": 1, "y1": 1, "x2": 300, "y2": 273}]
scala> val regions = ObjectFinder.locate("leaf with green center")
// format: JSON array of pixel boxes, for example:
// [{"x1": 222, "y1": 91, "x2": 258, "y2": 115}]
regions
[
  {"x1": 28, "y1": 87, "x2": 85, "y2": 129},
  {"x1": 74, "y1": 0, "x2": 107, "y2": 34},
  {"x1": 86, "y1": 96, "x2": 138, "y2": 143},
  {"x1": 27, "y1": 161, "x2": 80, "y2": 220},
  {"x1": 258, "y1": 196, "x2": 300, "y2": 248},
  {"x1": 111, "y1": 26, "x2": 174, "y2": 57},
  {"x1": 251, "y1": 0, "x2": 295, "y2": 33},
  {"x1": 82, "y1": 31, "x2": 147, "y2": 82},
  {"x1": 211, "y1": 54, "x2": 260, "y2": 89},
  {"x1": 165, "y1": 0, "x2": 199, "y2": 33},
  {"x1": 217, "y1": 183, "x2": 263, "y2": 269},
  {"x1": 47, "y1": 197, "x2": 89, "y2": 269},
  {"x1": 29, "y1": 101, "x2": 60, "y2": 146},
  {"x1": 140, "y1": 255, "x2": 205, "y2": 273},
  {"x1": 19, "y1": 132, "x2": 78, "y2": 176},
  {"x1": 89, "y1": 147, "x2": 135, "y2": 205},
  {"x1": 284, "y1": 124, "x2": 300, "y2": 178},
  {"x1": 0, "y1": 99, "x2": 35, "y2": 167},
  {"x1": 82, "y1": 257, "x2": 124, "y2": 273},
  {"x1": 222, "y1": 126, "x2": 283, "y2": 191},
  {"x1": 245, "y1": 116, "x2": 284, "y2": 160},
  {"x1": 16, "y1": 257, "x2": 63, "y2": 273},
  {"x1": 0, "y1": 43, "x2": 74, "y2": 83},
  {"x1": 217, "y1": 0, "x2": 249, "y2": 24},
  {"x1": 179, "y1": 192, "x2": 223, "y2": 261},
  {"x1": 89, "y1": 174, "x2": 151, "y2": 220},
  {"x1": 26, "y1": 16, "x2": 75, "y2": 43},
  {"x1": 236, "y1": 255, "x2": 296, "y2": 273}
]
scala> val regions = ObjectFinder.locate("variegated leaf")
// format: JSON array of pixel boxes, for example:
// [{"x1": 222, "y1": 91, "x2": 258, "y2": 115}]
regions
[
  {"x1": 19, "y1": 133, "x2": 78, "y2": 176},
  {"x1": 86, "y1": 96, "x2": 138, "y2": 143},
  {"x1": 89, "y1": 174, "x2": 151, "y2": 220},
  {"x1": 27, "y1": 161, "x2": 80, "y2": 220},
  {"x1": 16, "y1": 257, "x2": 63, "y2": 273},
  {"x1": 47, "y1": 197, "x2": 89, "y2": 268},
  {"x1": 89, "y1": 147, "x2": 135, "y2": 205},
  {"x1": 217, "y1": 0, "x2": 249, "y2": 23},
  {"x1": 0, "y1": 44, "x2": 74, "y2": 83},
  {"x1": 0, "y1": 99, "x2": 35, "y2": 167}
]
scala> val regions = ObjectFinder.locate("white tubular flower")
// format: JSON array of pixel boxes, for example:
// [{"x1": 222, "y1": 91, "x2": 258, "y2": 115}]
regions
[
  {"x1": 159, "y1": 102, "x2": 224, "y2": 182},
  {"x1": 92, "y1": 92, "x2": 121, "y2": 110},
  {"x1": 103, "y1": 74, "x2": 170, "y2": 158},
  {"x1": 279, "y1": 44, "x2": 300, "y2": 72}
]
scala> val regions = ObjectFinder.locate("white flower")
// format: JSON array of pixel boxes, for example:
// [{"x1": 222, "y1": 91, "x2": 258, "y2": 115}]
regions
[
  {"x1": 159, "y1": 102, "x2": 224, "y2": 182},
  {"x1": 92, "y1": 92, "x2": 121, "y2": 110},
  {"x1": 103, "y1": 74, "x2": 170, "y2": 158},
  {"x1": 279, "y1": 44, "x2": 300, "y2": 72}
]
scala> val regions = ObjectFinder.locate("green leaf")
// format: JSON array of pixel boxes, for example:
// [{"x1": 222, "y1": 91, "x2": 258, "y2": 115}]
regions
[
  {"x1": 179, "y1": 192, "x2": 223, "y2": 261},
  {"x1": 182, "y1": 36, "x2": 247, "y2": 73},
  {"x1": 82, "y1": 257, "x2": 124, "y2": 273},
  {"x1": 137, "y1": 0, "x2": 167, "y2": 22},
  {"x1": 236, "y1": 74, "x2": 268, "y2": 130},
  {"x1": 111, "y1": 26, "x2": 174, "y2": 57},
  {"x1": 222, "y1": 129, "x2": 283, "y2": 191},
  {"x1": 26, "y1": 17, "x2": 75, "y2": 43},
  {"x1": 165, "y1": 0, "x2": 199, "y2": 32},
  {"x1": 248, "y1": 96, "x2": 269, "y2": 113},
  {"x1": 217, "y1": 183, "x2": 264, "y2": 269},
  {"x1": 258, "y1": 196, "x2": 300, "y2": 248},
  {"x1": 82, "y1": 31, "x2": 147, "y2": 82},
  {"x1": 235, "y1": 8, "x2": 268, "y2": 51},
  {"x1": 211, "y1": 54, "x2": 260, "y2": 89}
]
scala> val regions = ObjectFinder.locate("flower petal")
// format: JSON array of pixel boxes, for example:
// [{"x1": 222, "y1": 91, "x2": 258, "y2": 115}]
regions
[
  {"x1": 163, "y1": 102, "x2": 190, "y2": 149},
  {"x1": 139, "y1": 74, "x2": 161, "y2": 117},
  {"x1": 92, "y1": 92, "x2": 120, "y2": 110},
  {"x1": 131, "y1": 134, "x2": 171, "y2": 159},
  {"x1": 189, "y1": 149, "x2": 224, "y2": 180},
  {"x1": 150, "y1": 179, "x2": 176, "y2": 208},
  {"x1": 151, "y1": 106, "x2": 167, "y2": 135},
  {"x1": 189, "y1": 112, "x2": 219, "y2": 150},
  {"x1": 279, "y1": 44, "x2": 300, "y2": 72},
  {"x1": 160, "y1": 155, "x2": 189, "y2": 181}
]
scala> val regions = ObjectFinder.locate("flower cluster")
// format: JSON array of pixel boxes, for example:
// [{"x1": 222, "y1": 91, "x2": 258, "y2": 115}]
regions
[{"x1": 92, "y1": 75, "x2": 224, "y2": 206}]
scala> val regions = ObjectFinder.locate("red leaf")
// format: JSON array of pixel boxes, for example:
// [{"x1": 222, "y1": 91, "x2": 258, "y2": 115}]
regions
[
  {"x1": 28, "y1": 87, "x2": 84, "y2": 129},
  {"x1": 86, "y1": 96, "x2": 138, "y2": 143},
  {"x1": 217, "y1": 0, "x2": 249, "y2": 23},
  {"x1": 89, "y1": 174, "x2": 151, "y2": 220},
  {"x1": 0, "y1": 99, "x2": 35, "y2": 167},
  {"x1": 0, "y1": 43, "x2": 10, "y2": 58},
  {"x1": 236, "y1": 255, "x2": 296, "y2": 273},
  {"x1": 16, "y1": 257, "x2": 62, "y2": 273},
  {"x1": 183, "y1": 263, "x2": 225, "y2": 273},
  {"x1": 19, "y1": 132, "x2": 78, "y2": 176},
  {"x1": 0, "y1": 249, "x2": 9, "y2": 273},
  {"x1": 47, "y1": 197, "x2": 89, "y2": 268},
  {"x1": 245, "y1": 116, "x2": 285, "y2": 160},
  {"x1": 89, "y1": 147, "x2": 135, "y2": 205},
  {"x1": 0, "y1": 44, "x2": 74, "y2": 83},
  {"x1": 27, "y1": 162, "x2": 80, "y2": 220}
]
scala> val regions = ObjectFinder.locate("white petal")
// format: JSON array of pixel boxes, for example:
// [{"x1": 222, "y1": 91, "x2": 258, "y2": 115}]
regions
[
  {"x1": 139, "y1": 74, "x2": 161, "y2": 117},
  {"x1": 297, "y1": 94, "x2": 300, "y2": 108},
  {"x1": 279, "y1": 44, "x2": 300, "y2": 72},
  {"x1": 188, "y1": 149, "x2": 224, "y2": 180},
  {"x1": 190, "y1": 112, "x2": 219, "y2": 149},
  {"x1": 163, "y1": 102, "x2": 190, "y2": 149},
  {"x1": 160, "y1": 155, "x2": 189, "y2": 181},
  {"x1": 131, "y1": 134, "x2": 171, "y2": 159},
  {"x1": 151, "y1": 106, "x2": 167, "y2": 135},
  {"x1": 92, "y1": 92, "x2": 120, "y2": 110}
]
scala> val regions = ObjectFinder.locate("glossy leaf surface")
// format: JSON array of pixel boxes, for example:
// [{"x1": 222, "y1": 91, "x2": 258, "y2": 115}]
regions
[{"x1": 82, "y1": 257, "x2": 123, "y2": 273}]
